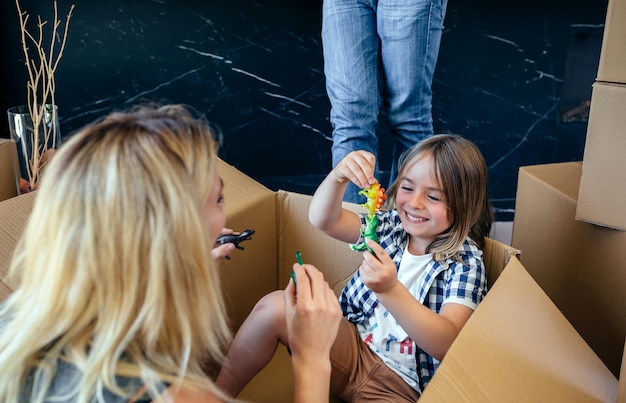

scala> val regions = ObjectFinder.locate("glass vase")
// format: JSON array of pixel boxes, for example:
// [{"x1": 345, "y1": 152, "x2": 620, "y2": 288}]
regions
[{"x1": 7, "y1": 104, "x2": 61, "y2": 194}]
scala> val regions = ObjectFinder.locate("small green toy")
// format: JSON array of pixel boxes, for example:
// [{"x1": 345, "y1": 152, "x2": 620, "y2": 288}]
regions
[
  {"x1": 291, "y1": 250, "x2": 304, "y2": 284},
  {"x1": 295, "y1": 250, "x2": 304, "y2": 265}
]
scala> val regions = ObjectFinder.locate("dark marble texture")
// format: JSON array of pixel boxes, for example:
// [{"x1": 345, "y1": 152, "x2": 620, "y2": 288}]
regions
[{"x1": 1, "y1": 0, "x2": 609, "y2": 220}]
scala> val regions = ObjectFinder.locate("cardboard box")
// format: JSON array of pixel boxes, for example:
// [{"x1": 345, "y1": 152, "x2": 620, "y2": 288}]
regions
[
  {"x1": 0, "y1": 139, "x2": 19, "y2": 202},
  {"x1": 420, "y1": 256, "x2": 619, "y2": 402},
  {"x1": 0, "y1": 159, "x2": 366, "y2": 327},
  {"x1": 190, "y1": 162, "x2": 523, "y2": 402},
  {"x1": 0, "y1": 158, "x2": 523, "y2": 401},
  {"x1": 0, "y1": 191, "x2": 36, "y2": 299},
  {"x1": 597, "y1": 0, "x2": 626, "y2": 84},
  {"x1": 513, "y1": 162, "x2": 626, "y2": 377},
  {"x1": 577, "y1": 82, "x2": 626, "y2": 230}
]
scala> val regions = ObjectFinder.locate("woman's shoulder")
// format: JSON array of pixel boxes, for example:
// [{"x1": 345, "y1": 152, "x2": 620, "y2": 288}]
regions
[{"x1": 19, "y1": 359, "x2": 167, "y2": 403}]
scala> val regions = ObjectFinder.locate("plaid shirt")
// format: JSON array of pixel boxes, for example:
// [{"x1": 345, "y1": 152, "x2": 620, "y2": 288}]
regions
[{"x1": 339, "y1": 209, "x2": 487, "y2": 393}]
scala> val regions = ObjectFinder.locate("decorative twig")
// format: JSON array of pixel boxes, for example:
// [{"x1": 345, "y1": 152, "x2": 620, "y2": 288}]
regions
[{"x1": 15, "y1": 0, "x2": 74, "y2": 191}]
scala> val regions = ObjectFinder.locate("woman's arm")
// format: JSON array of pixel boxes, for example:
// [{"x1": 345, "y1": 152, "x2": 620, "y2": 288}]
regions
[{"x1": 285, "y1": 263, "x2": 342, "y2": 403}]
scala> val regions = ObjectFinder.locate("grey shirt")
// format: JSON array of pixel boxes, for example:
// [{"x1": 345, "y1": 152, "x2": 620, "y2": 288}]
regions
[
  {"x1": 1, "y1": 313, "x2": 167, "y2": 402},
  {"x1": 18, "y1": 358, "x2": 158, "y2": 403}
]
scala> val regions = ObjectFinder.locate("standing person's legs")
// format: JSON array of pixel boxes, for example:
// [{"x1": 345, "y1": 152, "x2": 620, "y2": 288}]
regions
[
  {"x1": 329, "y1": 319, "x2": 420, "y2": 402},
  {"x1": 378, "y1": 0, "x2": 448, "y2": 186},
  {"x1": 215, "y1": 290, "x2": 288, "y2": 398},
  {"x1": 322, "y1": 0, "x2": 382, "y2": 203}
]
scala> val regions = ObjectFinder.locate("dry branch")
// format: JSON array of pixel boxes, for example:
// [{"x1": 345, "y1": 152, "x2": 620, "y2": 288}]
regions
[{"x1": 14, "y1": 0, "x2": 74, "y2": 190}]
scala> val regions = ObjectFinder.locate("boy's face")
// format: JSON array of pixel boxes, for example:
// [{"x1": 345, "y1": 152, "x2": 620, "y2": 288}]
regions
[{"x1": 394, "y1": 154, "x2": 452, "y2": 255}]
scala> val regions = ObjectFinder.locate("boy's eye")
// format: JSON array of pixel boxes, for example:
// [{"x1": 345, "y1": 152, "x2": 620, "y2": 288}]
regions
[{"x1": 428, "y1": 193, "x2": 442, "y2": 202}]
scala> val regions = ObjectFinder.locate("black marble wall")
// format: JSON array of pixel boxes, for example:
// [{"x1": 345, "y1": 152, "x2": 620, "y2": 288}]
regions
[{"x1": 1, "y1": 0, "x2": 609, "y2": 220}]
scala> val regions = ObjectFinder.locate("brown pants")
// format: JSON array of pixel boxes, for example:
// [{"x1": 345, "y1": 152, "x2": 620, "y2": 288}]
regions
[{"x1": 329, "y1": 319, "x2": 421, "y2": 402}]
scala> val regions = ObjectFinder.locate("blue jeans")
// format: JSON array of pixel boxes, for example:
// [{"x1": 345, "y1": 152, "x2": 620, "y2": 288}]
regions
[{"x1": 322, "y1": 0, "x2": 448, "y2": 202}]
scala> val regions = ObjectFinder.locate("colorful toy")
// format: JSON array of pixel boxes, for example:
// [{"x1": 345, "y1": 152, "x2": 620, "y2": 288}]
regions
[{"x1": 351, "y1": 183, "x2": 387, "y2": 253}]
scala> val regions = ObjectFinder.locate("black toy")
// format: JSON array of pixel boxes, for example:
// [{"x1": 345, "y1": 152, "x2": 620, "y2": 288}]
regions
[{"x1": 216, "y1": 229, "x2": 255, "y2": 259}]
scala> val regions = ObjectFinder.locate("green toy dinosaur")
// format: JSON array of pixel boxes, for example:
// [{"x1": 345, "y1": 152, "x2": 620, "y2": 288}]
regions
[{"x1": 351, "y1": 183, "x2": 387, "y2": 253}]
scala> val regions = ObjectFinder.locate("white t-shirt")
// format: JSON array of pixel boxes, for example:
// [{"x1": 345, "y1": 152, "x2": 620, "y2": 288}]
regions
[{"x1": 356, "y1": 246, "x2": 432, "y2": 390}]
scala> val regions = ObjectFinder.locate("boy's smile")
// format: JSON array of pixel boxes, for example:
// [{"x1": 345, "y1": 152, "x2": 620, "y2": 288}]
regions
[{"x1": 395, "y1": 153, "x2": 452, "y2": 255}]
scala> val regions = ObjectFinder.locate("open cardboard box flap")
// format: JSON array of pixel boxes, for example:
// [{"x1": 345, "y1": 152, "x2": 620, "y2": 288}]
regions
[
  {"x1": 514, "y1": 162, "x2": 626, "y2": 376},
  {"x1": 420, "y1": 256, "x2": 619, "y2": 402},
  {"x1": 0, "y1": 191, "x2": 36, "y2": 301}
]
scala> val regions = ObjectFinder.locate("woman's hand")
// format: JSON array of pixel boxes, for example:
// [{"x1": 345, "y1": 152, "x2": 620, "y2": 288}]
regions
[
  {"x1": 284, "y1": 263, "x2": 341, "y2": 359},
  {"x1": 212, "y1": 228, "x2": 236, "y2": 259},
  {"x1": 284, "y1": 263, "x2": 341, "y2": 403}
]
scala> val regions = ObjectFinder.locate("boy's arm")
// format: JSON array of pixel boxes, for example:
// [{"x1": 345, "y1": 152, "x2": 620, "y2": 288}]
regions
[
  {"x1": 308, "y1": 170, "x2": 362, "y2": 243},
  {"x1": 309, "y1": 150, "x2": 377, "y2": 244},
  {"x1": 360, "y1": 240, "x2": 475, "y2": 361},
  {"x1": 377, "y1": 283, "x2": 473, "y2": 361}
]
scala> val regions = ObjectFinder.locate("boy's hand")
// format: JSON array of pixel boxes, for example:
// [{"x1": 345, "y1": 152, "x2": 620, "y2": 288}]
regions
[
  {"x1": 332, "y1": 150, "x2": 377, "y2": 189},
  {"x1": 359, "y1": 239, "x2": 399, "y2": 294}
]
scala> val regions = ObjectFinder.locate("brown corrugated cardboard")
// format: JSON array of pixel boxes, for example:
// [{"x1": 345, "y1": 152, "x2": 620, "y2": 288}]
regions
[
  {"x1": 276, "y1": 191, "x2": 363, "y2": 295},
  {"x1": 420, "y1": 256, "x2": 619, "y2": 403},
  {"x1": 597, "y1": 0, "x2": 626, "y2": 84},
  {"x1": 275, "y1": 191, "x2": 519, "y2": 297},
  {"x1": 577, "y1": 82, "x2": 626, "y2": 230},
  {"x1": 0, "y1": 139, "x2": 19, "y2": 202},
  {"x1": 513, "y1": 162, "x2": 626, "y2": 377},
  {"x1": 243, "y1": 216, "x2": 519, "y2": 403},
  {"x1": 0, "y1": 191, "x2": 36, "y2": 300},
  {"x1": 7, "y1": 158, "x2": 618, "y2": 402},
  {"x1": 0, "y1": 161, "x2": 279, "y2": 331},
  {"x1": 216, "y1": 159, "x2": 278, "y2": 331}
]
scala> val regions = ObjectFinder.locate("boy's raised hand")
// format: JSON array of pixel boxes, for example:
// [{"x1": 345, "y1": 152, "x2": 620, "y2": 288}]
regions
[{"x1": 332, "y1": 150, "x2": 377, "y2": 189}]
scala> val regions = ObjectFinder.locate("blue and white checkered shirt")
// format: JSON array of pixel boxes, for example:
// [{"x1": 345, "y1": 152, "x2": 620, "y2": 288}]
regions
[{"x1": 339, "y1": 209, "x2": 487, "y2": 393}]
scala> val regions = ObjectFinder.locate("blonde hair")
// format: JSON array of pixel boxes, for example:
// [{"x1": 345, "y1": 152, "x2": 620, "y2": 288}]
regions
[
  {"x1": 0, "y1": 104, "x2": 231, "y2": 402},
  {"x1": 387, "y1": 134, "x2": 493, "y2": 261}
]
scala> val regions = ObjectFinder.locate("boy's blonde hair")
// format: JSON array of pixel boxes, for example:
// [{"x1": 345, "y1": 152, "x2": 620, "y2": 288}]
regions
[
  {"x1": 387, "y1": 134, "x2": 493, "y2": 261},
  {"x1": 0, "y1": 104, "x2": 231, "y2": 402}
]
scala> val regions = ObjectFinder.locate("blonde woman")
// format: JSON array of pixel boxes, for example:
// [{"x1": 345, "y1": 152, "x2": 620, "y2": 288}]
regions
[{"x1": 0, "y1": 105, "x2": 341, "y2": 403}]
